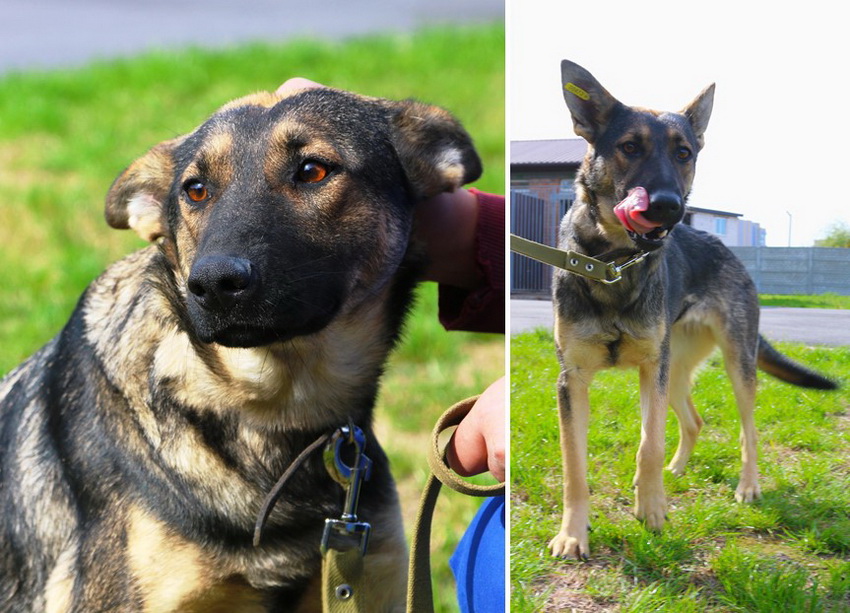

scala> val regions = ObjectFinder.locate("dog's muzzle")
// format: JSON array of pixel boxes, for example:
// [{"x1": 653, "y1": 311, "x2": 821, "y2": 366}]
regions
[
  {"x1": 185, "y1": 253, "x2": 344, "y2": 347},
  {"x1": 615, "y1": 187, "x2": 684, "y2": 251}
]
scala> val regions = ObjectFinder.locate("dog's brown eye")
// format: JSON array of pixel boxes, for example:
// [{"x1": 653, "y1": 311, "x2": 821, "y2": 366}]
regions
[
  {"x1": 676, "y1": 147, "x2": 693, "y2": 161},
  {"x1": 620, "y1": 142, "x2": 640, "y2": 156},
  {"x1": 185, "y1": 181, "x2": 209, "y2": 203},
  {"x1": 296, "y1": 161, "x2": 330, "y2": 184}
]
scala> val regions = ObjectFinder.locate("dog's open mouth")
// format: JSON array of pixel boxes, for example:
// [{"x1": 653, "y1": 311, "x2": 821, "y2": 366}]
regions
[
  {"x1": 626, "y1": 225, "x2": 671, "y2": 250},
  {"x1": 614, "y1": 187, "x2": 673, "y2": 250}
]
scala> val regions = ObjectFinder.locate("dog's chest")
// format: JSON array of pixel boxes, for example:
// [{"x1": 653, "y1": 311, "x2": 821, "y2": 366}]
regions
[
  {"x1": 555, "y1": 310, "x2": 665, "y2": 372},
  {"x1": 123, "y1": 504, "x2": 319, "y2": 612}
]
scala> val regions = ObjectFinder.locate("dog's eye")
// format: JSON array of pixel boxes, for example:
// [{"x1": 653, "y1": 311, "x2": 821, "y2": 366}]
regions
[
  {"x1": 296, "y1": 161, "x2": 330, "y2": 184},
  {"x1": 676, "y1": 147, "x2": 693, "y2": 162},
  {"x1": 620, "y1": 142, "x2": 641, "y2": 157},
  {"x1": 184, "y1": 181, "x2": 209, "y2": 203}
]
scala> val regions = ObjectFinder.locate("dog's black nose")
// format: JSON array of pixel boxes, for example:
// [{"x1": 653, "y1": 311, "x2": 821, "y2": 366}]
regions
[
  {"x1": 188, "y1": 255, "x2": 256, "y2": 311},
  {"x1": 647, "y1": 191, "x2": 683, "y2": 224}
]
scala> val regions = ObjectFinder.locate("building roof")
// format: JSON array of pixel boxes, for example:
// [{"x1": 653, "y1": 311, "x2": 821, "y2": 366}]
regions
[
  {"x1": 511, "y1": 139, "x2": 586, "y2": 166},
  {"x1": 688, "y1": 206, "x2": 742, "y2": 218}
]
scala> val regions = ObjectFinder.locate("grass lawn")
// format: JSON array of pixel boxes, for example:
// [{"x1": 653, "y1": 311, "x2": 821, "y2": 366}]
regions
[
  {"x1": 0, "y1": 24, "x2": 504, "y2": 612},
  {"x1": 511, "y1": 328, "x2": 850, "y2": 612},
  {"x1": 760, "y1": 294, "x2": 850, "y2": 310}
]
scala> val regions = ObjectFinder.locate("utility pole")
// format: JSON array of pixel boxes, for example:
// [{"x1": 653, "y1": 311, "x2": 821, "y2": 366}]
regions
[{"x1": 786, "y1": 210, "x2": 792, "y2": 247}]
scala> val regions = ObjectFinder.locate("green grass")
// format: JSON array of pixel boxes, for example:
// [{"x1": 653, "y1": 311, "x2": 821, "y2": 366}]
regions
[
  {"x1": 511, "y1": 328, "x2": 850, "y2": 612},
  {"x1": 0, "y1": 25, "x2": 505, "y2": 612},
  {"x1": 759, "y1": 293, "x2": 850, "y2": 309}
]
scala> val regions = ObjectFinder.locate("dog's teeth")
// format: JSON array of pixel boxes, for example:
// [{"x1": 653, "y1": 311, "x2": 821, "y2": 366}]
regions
[{"x1": 658, "y1": 230, "x2": 668, "y2": 239}]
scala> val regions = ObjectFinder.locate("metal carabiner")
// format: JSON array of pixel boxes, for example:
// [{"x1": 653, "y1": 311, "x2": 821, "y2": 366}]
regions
[{"x1": 321, "y1": 423, "x2": 373, "y2": 555}]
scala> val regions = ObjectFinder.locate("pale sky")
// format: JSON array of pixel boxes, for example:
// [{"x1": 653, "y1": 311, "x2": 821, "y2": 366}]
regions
[{"x1": 509, "y1": 1, "x2": 850, "y2": 246}]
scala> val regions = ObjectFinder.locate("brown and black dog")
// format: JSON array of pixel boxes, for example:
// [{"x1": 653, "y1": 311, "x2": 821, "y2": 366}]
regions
[
  {"x1": 0, "y1": 87, "x2": 481, "y2": 611},
  {"x1": 549, "y1": 60, "x2": 835, "y2": 560}
]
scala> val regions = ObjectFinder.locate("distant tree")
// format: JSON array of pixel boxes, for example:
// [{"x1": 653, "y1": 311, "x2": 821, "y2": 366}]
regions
[{"x1": 815, "y1": 222, "x2": 850, "y2": 247}]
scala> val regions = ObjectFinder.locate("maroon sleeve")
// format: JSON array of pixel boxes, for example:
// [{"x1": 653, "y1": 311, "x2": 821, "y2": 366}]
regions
[{"x1": 438, "y1": 189, "x2": 505, "y2": 333}]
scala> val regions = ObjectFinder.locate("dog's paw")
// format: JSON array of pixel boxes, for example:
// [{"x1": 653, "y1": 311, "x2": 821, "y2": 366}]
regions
[
  {"x1": 634, "y1": 493, "x2": 668, "y2": 531},
  {"x1": 666, "y1": 457, "x2": 688, "y2": 477},
  {"x1": 548, "y1": 530, "x2": 589, "y2": 560},
  {"x1": 734, "y1": 480, "x2": 762, "y2": 503}
]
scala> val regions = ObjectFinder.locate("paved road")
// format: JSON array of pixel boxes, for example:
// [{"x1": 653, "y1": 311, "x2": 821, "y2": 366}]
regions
[
  {"x1": 1, "y1": 0, "x2": 502, "y2": 73},
  {"x1": 511, "y1": 299, "x2": 850, "y2": 346}
]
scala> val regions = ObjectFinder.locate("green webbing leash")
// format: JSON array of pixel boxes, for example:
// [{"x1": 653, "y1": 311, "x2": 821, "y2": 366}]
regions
[
  {"x1": 406, "y1": 396, "x2": 505, "y2": 613},
  {"x1": 322, "y1": 547, "x2": 368, "y2": 612},
  {"x1": 510, "y1": 234, "x2": 647, "y2": 284}
]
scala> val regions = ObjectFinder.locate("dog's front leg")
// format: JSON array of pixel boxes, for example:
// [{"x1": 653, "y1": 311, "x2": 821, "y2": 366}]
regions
[
  {"x1": 549, "y1": 369, "x2": 592, "y2": 559},
  {"x1": 633, "y1": 358, "x2": 669, "y2": 531}
]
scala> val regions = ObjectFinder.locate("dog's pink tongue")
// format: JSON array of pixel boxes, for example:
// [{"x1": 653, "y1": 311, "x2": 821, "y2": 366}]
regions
[{"x1": 614, "y1": 187, "x2": 662, "y2": 235}]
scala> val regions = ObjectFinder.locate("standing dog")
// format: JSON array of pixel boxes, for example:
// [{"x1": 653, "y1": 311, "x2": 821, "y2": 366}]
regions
[
  {"x1": 549, "y1": 60, "x2": 836, "y2": 560},
  {"x1": 0, "y1": 87, "x2": 481, "y2": 611}
]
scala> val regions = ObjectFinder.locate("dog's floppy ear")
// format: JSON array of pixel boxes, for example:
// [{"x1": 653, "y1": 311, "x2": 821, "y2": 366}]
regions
[
  {"x1": 104, "y1": 136, "x2": 185, "y2": 242},
  {"x1": 680, "y1": 84, "x2": 715, "y2": 150},
  {"x1": 386, "y1": 100, "x2": 482, "y2": 201},
  {"x1": 560, "y1": 59, "x2": 621, "y2": 143}
]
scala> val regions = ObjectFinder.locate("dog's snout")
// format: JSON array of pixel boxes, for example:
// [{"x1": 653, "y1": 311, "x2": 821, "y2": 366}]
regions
[
  {"x1": 647, "y1": 191, "x2": 683, "y2": 224},
  {"x1": 188, "y1": 256, "x2": 256, "y2": 311}
]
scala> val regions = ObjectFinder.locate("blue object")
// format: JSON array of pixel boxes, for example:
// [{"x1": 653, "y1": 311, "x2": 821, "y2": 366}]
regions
[{"x1": 450, "y1": 495, "x2": 505, "y2": 612}]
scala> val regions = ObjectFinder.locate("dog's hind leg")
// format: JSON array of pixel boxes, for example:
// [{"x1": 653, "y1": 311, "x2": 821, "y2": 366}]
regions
[
  {"x1": 719, "y1": 334, "x2": 761, "y2": 502},
  {"x1": 726, "y1": 358, "x2": 760, "y2": 503},
  {"x1": 549, "y1": 369, "x2": 593, "y2": 559},
  {"x1": 666, "y1": 385, "x2": 702, "y2": 477},
  {"x1": 666, "y1": 325, "x2": 714, "y2": 476}
]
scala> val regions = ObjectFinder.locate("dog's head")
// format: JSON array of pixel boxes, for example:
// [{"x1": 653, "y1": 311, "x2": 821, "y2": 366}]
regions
[
  {"x1": 105, "y1": 88, "x2": 481, "y2": 348},
  {"x1": 560, "y1": 59, "x2": 714, "y2": 251}
]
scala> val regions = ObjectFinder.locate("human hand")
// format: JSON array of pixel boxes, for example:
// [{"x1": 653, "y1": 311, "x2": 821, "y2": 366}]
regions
[
  {"x1": 276, "y1": 77, "x2": 323, "y2": 94},
  {"x1": 445, "y1": 377, "x2": 506, "y2": 482},
  {"x1": 413, "y1": 188, "x2": 482, "y2": 289}
]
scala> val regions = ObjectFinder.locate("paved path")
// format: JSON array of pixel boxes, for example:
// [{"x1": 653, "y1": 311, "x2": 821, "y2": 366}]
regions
[
  {"x1": 511, "y1": 299, "x2": 850, "y2": 346},
  {"x1": 1, "y1": 0, "x2": 502, "y2": 73}
]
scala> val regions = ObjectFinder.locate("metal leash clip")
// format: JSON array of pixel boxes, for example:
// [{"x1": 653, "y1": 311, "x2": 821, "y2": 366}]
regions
[
  {"x1": 321, "y1": 422, "x2": 373, "y2": 556},
  {"x1": 600, "y1": 251, "x2": 649, "y2": 284}
]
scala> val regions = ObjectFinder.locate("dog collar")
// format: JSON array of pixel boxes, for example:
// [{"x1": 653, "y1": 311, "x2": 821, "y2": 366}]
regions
[{"x1": 510, "y1": 234, "x2": 648, "y2": 284}]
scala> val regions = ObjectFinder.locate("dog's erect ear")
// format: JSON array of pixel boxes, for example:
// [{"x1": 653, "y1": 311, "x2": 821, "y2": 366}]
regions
[
  {"x1": 560, "y1": 59, "x2": 621, "y2": 143},
  {"x1": 105, "y1": 136, "x2": 185, "y2": 242},
  {"x1": 680, "y1": 84, "x2": 715, "y2": 150},
  {"x1": 386, "y1": 100, "x2": 482, "y2": 201}
]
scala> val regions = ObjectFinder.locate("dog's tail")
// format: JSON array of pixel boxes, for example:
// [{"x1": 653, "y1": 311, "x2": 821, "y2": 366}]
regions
[{"x1": 757, "y1": 335, "x2": 838, "y2": 390}]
